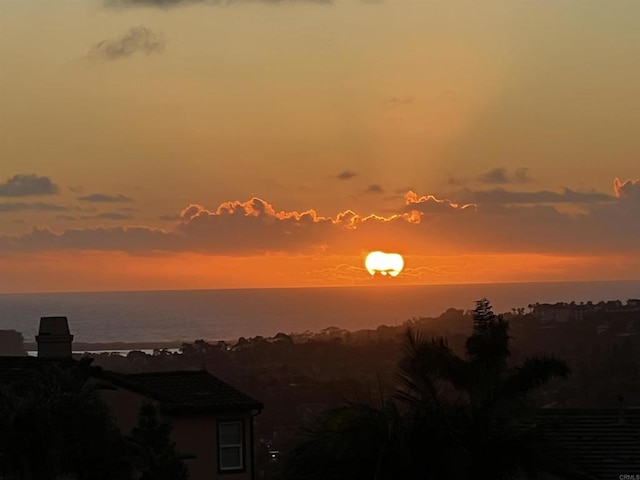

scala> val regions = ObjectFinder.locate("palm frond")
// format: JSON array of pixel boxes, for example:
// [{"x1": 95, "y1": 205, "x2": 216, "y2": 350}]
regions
[
  {"x1": 395, "y1": 329, "x2": 468, "y2": 409},
  {"x1": 283, "y1": 403, "x2": 389, "y2": 480},
  {"x1": 501, "y1": 356, "x2": 570, "y2": 397}
]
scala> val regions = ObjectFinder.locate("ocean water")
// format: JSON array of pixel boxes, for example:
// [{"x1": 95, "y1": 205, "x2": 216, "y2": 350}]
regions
[{"x1": 1, "y1": 281, "x2": 638, "y2": 344}]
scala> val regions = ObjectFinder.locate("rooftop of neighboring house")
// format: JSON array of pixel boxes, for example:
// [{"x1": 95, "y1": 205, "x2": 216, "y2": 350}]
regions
[
  {"x1": 100, "y1": 369, "x2": 263, "y2": 414},
  {"x1": 536, "y1": 407, "x2": 640, "y2": 480},
  {"x1": 0, "y1": 316, "x2": 262, "y2": 416}
]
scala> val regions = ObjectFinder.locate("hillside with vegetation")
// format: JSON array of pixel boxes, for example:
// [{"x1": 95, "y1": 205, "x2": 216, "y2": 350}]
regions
[
  {"x1": 78, "y1": 298, "x2": 640, "y2": 477},
  {"x1": 1, "y1": 298, "x2": 638, "y2": 478}
]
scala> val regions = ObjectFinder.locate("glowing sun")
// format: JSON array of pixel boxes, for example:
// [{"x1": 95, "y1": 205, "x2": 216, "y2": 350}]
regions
[{"x1": 365, "y1": 251, "x2": 405, "y2": 277}]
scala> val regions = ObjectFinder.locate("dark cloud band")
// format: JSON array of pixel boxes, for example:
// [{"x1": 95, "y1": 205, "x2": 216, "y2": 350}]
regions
[
  {"x1": 0, "y1": 179, "x2": 637, "y2": 256},
  {"x1": 452, "y1": 187, "x2": 614, "y2": 204},
  {"x1": 0, "y1": 202, "x2": 67, "y2": 213},
  {"x1": 335, "y1": 170, "x2": 357, "y2": 180},
  {"x1": 77, "y1": 193, "x2": 134, "y2": 203}
]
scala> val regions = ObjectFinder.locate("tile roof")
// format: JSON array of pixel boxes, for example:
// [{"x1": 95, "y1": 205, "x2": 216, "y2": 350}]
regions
[
  {"x1": 0, "y1": 356, "x2": 74, "y2": 384},
  {"x1": 536, "y1": 408, "x2": 640, "y2": 480},
  {"x1": 0, "y1": 357, "x2": 262, "y2": 415},
  {"x1": 123, "y1": 370, "x2": 263, "y2": 414},
  {"x1": 0, "y1": 356, "x2": 37, "y2": 383}
]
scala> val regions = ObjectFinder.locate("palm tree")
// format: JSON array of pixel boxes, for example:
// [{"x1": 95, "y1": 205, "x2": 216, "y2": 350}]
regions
[
  {"x1": 397, "y1": 299, "x2": 570, "y2": 479},
  {"x1": 284, "y1": 298, "x2": 570, "y2": 480}
]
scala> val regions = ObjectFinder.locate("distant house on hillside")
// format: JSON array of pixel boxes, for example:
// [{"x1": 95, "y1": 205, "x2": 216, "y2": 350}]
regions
[
  {"x1": 532, "y1": 303, "x2": 590, "y2": 323},
  {"x1": 0, "y1": 316, "x2": 263, "y2": 480},
  {"x1": 532, "y1": 299, "x2": 640, "y2": 323}
]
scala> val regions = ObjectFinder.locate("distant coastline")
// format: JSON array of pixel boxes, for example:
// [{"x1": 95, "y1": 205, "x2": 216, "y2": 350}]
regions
[
  {"x1": 24, "y1": 341, "x2": 185, "y2": 354},
  {"x1": 3, "y1": 279, "x2": 639, "y2": 345}
]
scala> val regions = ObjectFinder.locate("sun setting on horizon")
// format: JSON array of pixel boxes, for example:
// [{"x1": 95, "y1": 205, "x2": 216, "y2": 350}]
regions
[{"x1": 365, "y1": 251, "x2": 405, "y2": 278}]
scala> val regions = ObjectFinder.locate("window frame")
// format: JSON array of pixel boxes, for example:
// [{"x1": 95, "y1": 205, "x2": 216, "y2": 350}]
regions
[{"x1": 217, "y1": 419, "x2": 245, "y2": 474}]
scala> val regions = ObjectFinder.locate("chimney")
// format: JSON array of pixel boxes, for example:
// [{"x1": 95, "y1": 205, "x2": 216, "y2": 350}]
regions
[{"x1": 36, "y1": 316, "x2": 73, "y2": 358}]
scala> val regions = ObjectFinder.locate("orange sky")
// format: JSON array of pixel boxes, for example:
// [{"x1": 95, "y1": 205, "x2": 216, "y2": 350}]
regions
[
  {"x1": 2, "y1": 249, "x2": 639, "y2": 294},
  {"x1": 0, "y1": 0, "x2": 639, "y2": 293}
]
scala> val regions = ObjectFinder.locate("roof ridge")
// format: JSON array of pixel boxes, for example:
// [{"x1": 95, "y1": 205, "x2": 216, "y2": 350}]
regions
[
  {"x1": 127, "y1": 369, "x2": 207, "y2": 376},
  {"x1": 539, "y1": 407, "x2": 640, "y2": 412}
]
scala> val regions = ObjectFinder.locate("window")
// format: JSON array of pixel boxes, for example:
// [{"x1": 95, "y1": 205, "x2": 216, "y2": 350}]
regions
[{"x1": 218, "y1": 421, "x2": 244, "y2": 472}]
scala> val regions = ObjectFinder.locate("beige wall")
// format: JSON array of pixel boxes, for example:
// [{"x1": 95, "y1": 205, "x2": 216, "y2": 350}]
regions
[
  {"x1": 99, "y1": 385, "x2": 154, "y2": 434},
  {"x1": 172, "y1": 413, "x2": 255, "y2": 480},
  {"x1": 99, "y1": 385, "x2": 256, "y2": 480}
]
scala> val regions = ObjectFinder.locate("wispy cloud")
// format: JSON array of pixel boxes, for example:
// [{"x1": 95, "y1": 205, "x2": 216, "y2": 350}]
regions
[
  {"x1": 105, "y1": 0, "x2": 332, "y2": 8},
  {"x1": 0, "y1": 174, "x2": 58, "y2": 197},
  {"x1": 77, "y1": 193, "x2": 134, "y2": 203},
  {"x1": 386, "y1": 96, "x2": 414, "y2": 106},
  {"x1": 80, "y1": 212, "x2": 135, "y2": 220},
  {"x1": 364, "y1": 184, "x2": 385, "y2": 194},
  {"x1": 335, "y1": 170, "x2": 357, "y2": 181},
  {"x1": 88, "y1": 27, "x2": 165, "y2": 61},
  {"x1": 478, "y1": 167, "x2": 532, "y2": 185},
  {"x1": 56, "y1": 211, "x2": 137, "y2": 222},
  {"x1": 0, "y1": 202, "x2": 67, "y2": 213},
  {"x1": 450, "y1": 167, "x2": 533, "y2": 186}
]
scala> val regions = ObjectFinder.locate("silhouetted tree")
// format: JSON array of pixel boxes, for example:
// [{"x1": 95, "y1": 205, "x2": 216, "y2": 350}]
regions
[
  {"x1": 0, "y1": 330, "x2": 26, "y2": 356},
  {"x1": 282, "y1": 399, "x2": 424, "y2": 480},
  {"x1": 0, "y1": 357, "x2": 131, "y2": 480},
  {"x1": 284, "y1": 299, "x2": 571, "y2": 480},
  {"x1": 127, "y1": 403, "x2": 189, "y2": 480}
]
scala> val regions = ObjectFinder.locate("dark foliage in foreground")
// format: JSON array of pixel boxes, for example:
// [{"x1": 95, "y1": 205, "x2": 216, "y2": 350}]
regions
[
  {"x1": 127, "y1": 403, "x2": 190, "y2": 480},
  {"x1": 0, "y1": 358, "x2": 189, "y2": 480},
  {"x1": 0, "y1": 357, "x2": 131, "y2": 480},
  {"x1": 283, "y1": 299, "x2": 571, "y2": 480}
]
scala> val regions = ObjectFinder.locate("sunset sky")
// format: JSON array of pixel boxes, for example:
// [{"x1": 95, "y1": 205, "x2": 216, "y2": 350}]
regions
[{"x1": 1, "y1": 0, "x2": 639, "y2": 293}]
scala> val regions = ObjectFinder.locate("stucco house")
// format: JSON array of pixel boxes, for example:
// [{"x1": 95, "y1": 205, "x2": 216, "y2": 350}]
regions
[{"x1": 0, "y1": 316, "x2": 263, "y2": 480}]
